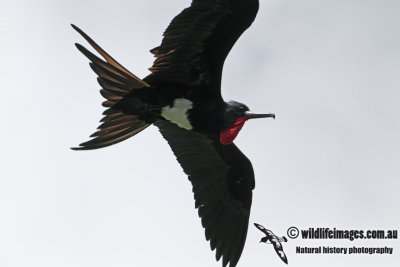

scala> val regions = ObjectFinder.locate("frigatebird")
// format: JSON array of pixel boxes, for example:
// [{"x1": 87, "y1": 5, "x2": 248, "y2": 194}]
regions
[
  {"x1": 72, "y1": 0, "x2": 275, "y2": 266},
  {"x1": 254, "y1": 223, "x2": 288, "y2": 264}
]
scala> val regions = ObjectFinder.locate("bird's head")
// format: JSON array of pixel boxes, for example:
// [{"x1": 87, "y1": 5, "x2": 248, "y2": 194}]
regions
[
  {"x1": 260, "y1": 236, "x2": 269, "y2": 243},
  {"x1": 220, "y1": 101, "x2": 275, "y2": 145}
]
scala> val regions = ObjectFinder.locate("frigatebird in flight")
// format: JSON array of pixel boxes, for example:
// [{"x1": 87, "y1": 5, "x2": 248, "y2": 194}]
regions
[
  {"x1": 72, "y1": 0, "x2": 274, "y2": 266},
  {"x1": 254, "y1": 223, "x2": 288, "y2": 264}
]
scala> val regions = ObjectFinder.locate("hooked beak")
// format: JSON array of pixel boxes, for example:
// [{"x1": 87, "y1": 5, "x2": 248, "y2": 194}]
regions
[{"x1": 244, "y1": 111, "x2": 275, "y2": 119}]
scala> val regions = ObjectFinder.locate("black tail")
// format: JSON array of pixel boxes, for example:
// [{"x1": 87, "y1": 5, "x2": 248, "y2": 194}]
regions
[{"x1": 71, "y1": 24, "x2": 150, "y2": 150}]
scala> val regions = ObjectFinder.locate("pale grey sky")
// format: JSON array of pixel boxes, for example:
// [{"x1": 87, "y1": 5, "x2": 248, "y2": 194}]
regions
[{"x1": 1, "y1": 0, "x2": 399, "y2": 267}]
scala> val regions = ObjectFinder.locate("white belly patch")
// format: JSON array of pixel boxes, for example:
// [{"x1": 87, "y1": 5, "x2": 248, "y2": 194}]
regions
[{"x1": 161, "y1": 98, "x2": 193, "y2": 130}]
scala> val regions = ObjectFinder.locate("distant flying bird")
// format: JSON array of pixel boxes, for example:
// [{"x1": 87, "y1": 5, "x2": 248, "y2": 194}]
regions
[
  {"x1": 72, "y1": 0, "x2": 275, "y2": 266},
  {"x1": 254, "y1": 223, "x2": 288, "y2": 264}
]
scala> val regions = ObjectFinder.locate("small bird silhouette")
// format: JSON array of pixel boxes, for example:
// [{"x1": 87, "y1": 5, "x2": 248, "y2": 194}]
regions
[{"x1": 254, "y1": 223, "x2": 288, "y2": 264}]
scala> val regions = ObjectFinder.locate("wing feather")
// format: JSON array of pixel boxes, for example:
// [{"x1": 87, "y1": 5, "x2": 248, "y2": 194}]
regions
[
  {"x1": 155, "y1": 120, "x2": 254, "y2": 267},
  {"x1": 273, "y1": 242, "x2": 288, "y2": 264},
  {"x1": 254, "y1": 222, "x2": 269, "y2": 235},
  {"x1": 144, "y1": 0, "x2": 259, "y2": 97}
]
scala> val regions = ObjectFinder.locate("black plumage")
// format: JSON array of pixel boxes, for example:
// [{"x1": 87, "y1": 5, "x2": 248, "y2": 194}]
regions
[
  {"x1": 156, "y1": 120, "x2": 254, "y2": 267},
  {"x1": 72, "y1": 0, "x2": 275, "y2": 266}
]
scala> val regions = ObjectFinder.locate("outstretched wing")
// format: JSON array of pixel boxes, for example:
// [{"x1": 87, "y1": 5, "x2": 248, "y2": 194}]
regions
[
  {"x1": 254, "y1": 223, "x2": 269, "y2": 235},
  {"x1": 145, "y1": 0, "x2": 259, "y2": 98},
  {"x1": 71, "y1": 25, "x2": 151, "y2": 150},
  {"x1": 272, "y1": 241, "x2": 288, "y2": 264},
  {"x1": 155, "y1": 120, "x2": 255, "y2": 267}
]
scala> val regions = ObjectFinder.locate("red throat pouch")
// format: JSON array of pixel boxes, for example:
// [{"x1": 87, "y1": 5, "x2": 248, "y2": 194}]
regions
[{"x1": 220, "y1": 117, "x2": 249, "y2": 145}]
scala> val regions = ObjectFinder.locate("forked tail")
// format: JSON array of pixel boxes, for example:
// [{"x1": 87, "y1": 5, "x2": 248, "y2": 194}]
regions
[{"x1": 71, "y1": 24, "x2": 150, "y2": 150}]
